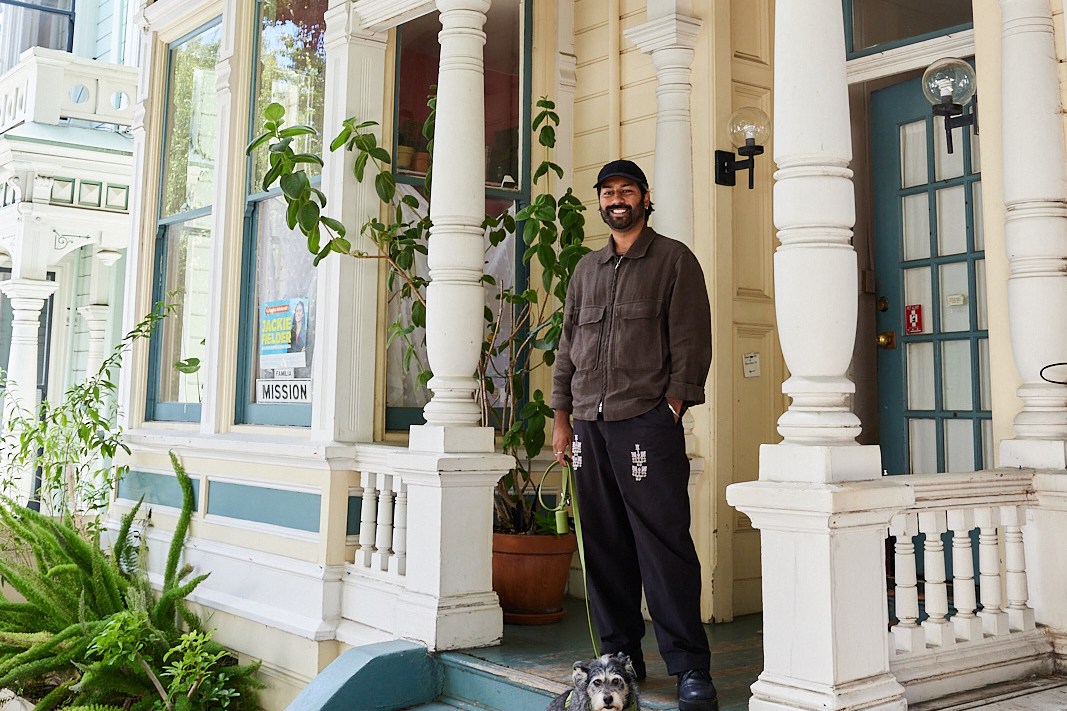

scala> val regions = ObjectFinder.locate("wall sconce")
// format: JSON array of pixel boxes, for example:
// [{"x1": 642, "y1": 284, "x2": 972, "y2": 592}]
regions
[
  {"x1": 921, "y1": 57, "x2": 978, "y2": 155},
  {"x1": 715, "y1": 107, "x2": 771, "y2": 190}
]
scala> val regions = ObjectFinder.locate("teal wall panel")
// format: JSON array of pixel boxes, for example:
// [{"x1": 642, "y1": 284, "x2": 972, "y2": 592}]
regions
[
  {"x1": 117, "y1": 470, "x2": 199, "y2": 508},
  {"x1": 347, "y1": 496, "x2": 361, "y2": 536},
  {"x1": 206, "y1": 481, "x2": 320, "y2": 533}
]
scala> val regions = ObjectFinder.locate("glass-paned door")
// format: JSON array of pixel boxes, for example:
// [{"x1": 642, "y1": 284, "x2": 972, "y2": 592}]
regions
[{"x1": 871, "y1": 72, "x2": 989, "y2": 475}]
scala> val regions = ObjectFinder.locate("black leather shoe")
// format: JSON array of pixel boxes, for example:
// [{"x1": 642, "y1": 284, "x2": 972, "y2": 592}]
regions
[{"x1": 676, "y1": 669, "x2": 718, "y2": 711}]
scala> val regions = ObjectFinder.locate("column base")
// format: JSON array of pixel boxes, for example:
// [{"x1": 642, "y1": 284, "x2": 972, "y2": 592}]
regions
[
  {"x1": 396, "y1": 589, "x2": 502, "y2": 651},
  {"x1": 409, "y1": 424, "x2": 495, "y2": 453},
  {"x1": 750, "y1": 672, "x2": 906, "y2": 711},
  {"x1": 1000, "y1": 439, "x2": 1067, "y2": 469},
  {"x1": 758, "y1": 442, "x2": 883, "y2": 483}
]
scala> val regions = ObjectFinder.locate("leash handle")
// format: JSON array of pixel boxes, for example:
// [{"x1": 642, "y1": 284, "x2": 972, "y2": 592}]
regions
[{"x1": 536, "y1": 459, "x2": 600, "y2": 657}]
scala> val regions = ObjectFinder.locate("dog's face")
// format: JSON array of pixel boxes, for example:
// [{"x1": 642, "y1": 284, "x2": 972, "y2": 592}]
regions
[{"x1": 571, "y1": 653, "x2": 639, "y2": 711}]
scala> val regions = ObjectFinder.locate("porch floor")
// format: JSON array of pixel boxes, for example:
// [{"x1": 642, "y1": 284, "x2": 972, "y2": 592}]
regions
[{"x1": 451, "y1": 598, "x2": 1067, "y2": 710}]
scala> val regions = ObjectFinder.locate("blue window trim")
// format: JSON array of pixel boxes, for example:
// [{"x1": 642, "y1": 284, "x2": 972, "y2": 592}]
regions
[
  {"x1": 234, "y1": 1, "x2": 320, "y2": 427},
  {"x1": 842, "y1": 1, "x2": 972, "y2": 60},
  {"x1": 385, "y1": 0, "x2": 534, "y2": 432},
  {"x1": 144, "y1": 20, "x2": 220, "y2": 424}
]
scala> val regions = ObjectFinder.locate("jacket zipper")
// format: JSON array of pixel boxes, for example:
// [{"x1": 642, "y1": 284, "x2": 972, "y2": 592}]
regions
[{"x1": 597, "y1": 256, "x2": 626, "y2": 414}]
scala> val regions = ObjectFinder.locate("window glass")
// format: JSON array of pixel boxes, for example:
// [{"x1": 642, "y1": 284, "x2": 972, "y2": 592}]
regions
[
  {"x1": 851, "y1": 0, "x2": 971, "y2": 53},
  {"x1": 161, "y1": 24, "x2": 222, "y2": 217},
  {"x1": 149, "y1": 21, "x2": 220, "y2": 420},
  {"x1": 239, "y1": 0, "x2": 326, "y2": 423},
  {"x1": 249, "y1": 0, "x2": 326, "y2": 191},
  {"x1": 0, "y1": 0, "x2": 73, "y2": 76},
  {"x1": 395, "y1": 3, "x2": 521, "y2": 187}
]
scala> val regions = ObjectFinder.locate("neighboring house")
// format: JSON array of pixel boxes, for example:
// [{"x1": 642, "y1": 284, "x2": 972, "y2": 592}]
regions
[
  {"x1": 0, "y1": 0, "x2": 137, "y2": 503},
  {"x1": 103, "y1": 0, "x2": 1067, "y2": 709}
]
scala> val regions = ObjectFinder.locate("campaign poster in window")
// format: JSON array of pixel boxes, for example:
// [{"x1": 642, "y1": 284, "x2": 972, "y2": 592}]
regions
[{"x1": 259, "y1": 297, "x2": 309, "y2": 371}]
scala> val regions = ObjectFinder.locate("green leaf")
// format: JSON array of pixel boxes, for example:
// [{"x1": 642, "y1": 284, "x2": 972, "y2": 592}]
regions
[
  {"x1": 369, "y1": 147, "x2": 391, "y2": 164},
  {"x1": 411, "y1": 301, "x2": 426, "y2": 328},
  {"x1": 292, "y1": 153, "x2": 325, "y2": 166},
  {"x1": 174, "y1": 358, "x2": 201, "y2": 374},
  {"x1": 539, "y1": 125, "x2": 556, "y2": 148},
  {"x1": 353, "y1": 152, "x2": 369, "y2": 181},
  {"x1": 279, "y1": 171, "x2": 309, "y2": 200},
  {"x1": 329, "y1": 125, "x2": 353, "y2": 151},
  {"x1": 297, "y1": 202, "x2": 320, "y2": 233},
  {"x1": 278, "y1": 125, "x2": 318, "y2": 139},
  {"x1": 320, "y1": 216, "x2": 346, "y2": 237},
  {"x1": 374, "y1": 170, "x2": 396, "y2": 203},
  {"x1": 263, "y1": 102, "x2": 285, "y2": 122},
  {"x1": 246, "y1": 131, "x2": 272, "y2": 156},
  {"x1": 286, "y1": 199, "x2": 299, "y2": 230}
]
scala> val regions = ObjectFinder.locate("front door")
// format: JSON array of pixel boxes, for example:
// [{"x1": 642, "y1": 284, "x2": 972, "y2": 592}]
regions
[{"x1": 871, "y1": 73, "x2": 990, "y2": 475}]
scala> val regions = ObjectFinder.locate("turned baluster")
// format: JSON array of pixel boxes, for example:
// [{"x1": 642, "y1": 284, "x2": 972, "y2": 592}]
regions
[
  {"x1": 372, "y1": 473, "x2": 396, "y2": 571},
  {"x1": 890, "y1": 513, "x2": 925, "y2": 654},
  {"x1": 355, "y1": 471, "x2": 380, "y2": 567},
  {"x1": 918, "y1": 510, "x2": 955, "y2": 648},
  {"x1": 974, "y1": 506, "x2": 1009, "y2": 636},
  {"x1": 947, "y1": 509, "x2": 982, "y2": 642},
  {"x1": 1002, "y1": 505, "x2": 1035, "y2": 631}
]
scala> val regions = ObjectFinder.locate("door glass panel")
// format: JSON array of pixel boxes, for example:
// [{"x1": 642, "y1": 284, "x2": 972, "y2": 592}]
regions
[
  {"x1": 942, "y1": 339, "x2": 973, "y2": 410},
  {"x1": 900, "y1": 121, "x2": 928, "y2": 188},
  {"x1": 976, "y1": 258, "x2": 987, "y2": 330},
  {"x1": 904, "y1": 266, "x2": 932, "y2": 333},
  {"x1": 981, "y1": 419, "x2": 993, "y2": 469},
  {"x1": 909, "y1": 418, "x2": 938, "y2": 474},
  {"x1": 902, "y1": 193, "x2": 930, "y2": 260},
  {"x1": 936, "y1": 185, "x2": 967, "y2": 255},
  {"x1": 933, "y1": 116, "x2": 965, "y2": 181},
  {"x1": 944, "y1": 419, "x2": 975, "y2": 472},
  {"x1": 972, "y1": 181, "x2": 984, "y2": 251},
  {"x1": 939, "y1": 261, "x2": 970, "y2": 332},
  {"x1": 907, "y1": 342, "x2": 935, "y2": 410},
  {"x1": 979, "y1": 337, "x2": 991, "y2": 410}
]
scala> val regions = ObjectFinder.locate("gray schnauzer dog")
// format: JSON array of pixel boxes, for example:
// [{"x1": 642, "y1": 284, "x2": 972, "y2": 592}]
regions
[{"x1": 546, "y1": 653, "x2": 641, "y2": 711}]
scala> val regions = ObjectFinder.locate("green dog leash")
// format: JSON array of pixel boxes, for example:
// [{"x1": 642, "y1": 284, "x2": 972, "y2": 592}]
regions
[{"x1": 538, "y1": 458, "x2": 600, "y2": 658}]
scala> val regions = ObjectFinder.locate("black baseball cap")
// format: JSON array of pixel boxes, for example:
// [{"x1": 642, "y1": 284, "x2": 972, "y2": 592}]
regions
[{"x1": 594, "y1": 159, "x2": 649, "y2": 191}]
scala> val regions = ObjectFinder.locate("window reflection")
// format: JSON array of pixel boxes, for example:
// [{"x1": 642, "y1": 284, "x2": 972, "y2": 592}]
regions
[{"x1": 851, "y1": 0, "x2": 971, "y2": 53}]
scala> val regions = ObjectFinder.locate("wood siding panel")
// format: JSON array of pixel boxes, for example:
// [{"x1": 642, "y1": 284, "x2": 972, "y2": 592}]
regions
[{"x1": 731, "y1": 0, "x2": 772, "y2": 66}]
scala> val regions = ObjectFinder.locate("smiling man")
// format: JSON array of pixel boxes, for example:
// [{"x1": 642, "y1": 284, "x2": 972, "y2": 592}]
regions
[{"x1": 551, "y1": 160, "x2": 716, "y2": 711}]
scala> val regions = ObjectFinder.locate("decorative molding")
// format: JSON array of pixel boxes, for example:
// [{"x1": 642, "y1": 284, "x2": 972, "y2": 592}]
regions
[
  {"x1": 352, "y1": 0, "x2": 434, "y2": 33},
  {"x1": 846, "y1": 29, "x2": 975, "y2": 85},
  {"x1": 52, "y1": 229, "x2": 93, "y2": 254},
  {"x1": 624, "y1": 13, "x2": 702, "y2": 53}
]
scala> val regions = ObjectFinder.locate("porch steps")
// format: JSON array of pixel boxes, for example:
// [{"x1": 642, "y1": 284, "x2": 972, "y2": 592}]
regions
[{"x1": 908, "y1": 675, "x2": 1067, "y2": 711}]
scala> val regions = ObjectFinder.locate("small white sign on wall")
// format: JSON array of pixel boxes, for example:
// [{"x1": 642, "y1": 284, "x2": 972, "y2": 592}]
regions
[
  {"x1": 743, "y1": 352, "x2": 761, "y2": 378},
  {"x1": 256, "y1": 379, "x2": 312, "y2": 403}
]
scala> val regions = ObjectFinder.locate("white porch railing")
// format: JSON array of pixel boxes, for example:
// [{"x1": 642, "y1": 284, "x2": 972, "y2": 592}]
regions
[
  {"x1": 0, "y1": 47, "x2": 137, "y2": 134},
  {"x1": 887, "y1": 470, "x2": 1053, "y2": 704},
  {"x1": 353, "y1": 457, "x2": 408, "y2": 576}
]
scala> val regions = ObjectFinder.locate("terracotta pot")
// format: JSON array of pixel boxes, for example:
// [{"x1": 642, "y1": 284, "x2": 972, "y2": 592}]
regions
[{"x1": 492, "y1": 532, "x2": 578, "y2": 625}]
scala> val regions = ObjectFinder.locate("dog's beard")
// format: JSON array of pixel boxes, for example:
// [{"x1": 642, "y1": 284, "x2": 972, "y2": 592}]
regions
[{"x1": 585, "y1": 674, "x2": 633, "y2": 711}]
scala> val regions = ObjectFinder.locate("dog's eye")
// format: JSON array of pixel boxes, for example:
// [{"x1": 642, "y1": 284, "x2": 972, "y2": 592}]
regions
[
  {"x1": 591, "y1": 679, "x2": 602, "y2": 687},
  {"x1": 611, "y1": 678, "x2": 625, "y2": 689}
]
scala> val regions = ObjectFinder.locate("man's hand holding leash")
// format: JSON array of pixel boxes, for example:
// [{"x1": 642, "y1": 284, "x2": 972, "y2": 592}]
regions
[{"x1": 553, "y1": 411, "x2": 574, "y2": 466}]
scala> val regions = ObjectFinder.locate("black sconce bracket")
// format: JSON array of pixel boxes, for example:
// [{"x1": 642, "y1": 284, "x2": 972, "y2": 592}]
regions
[
  {"x1": 932, "y1": 93, "x2": 979, "y2": 155},
  {"x1": 714, "y1": 142, "x2": 765, "y2": 190}
]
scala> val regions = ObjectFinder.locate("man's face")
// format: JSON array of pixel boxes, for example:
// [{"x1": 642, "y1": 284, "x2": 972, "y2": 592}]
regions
[{"x1": 598, "y1": 177, "x2": 648, "y2": 232}]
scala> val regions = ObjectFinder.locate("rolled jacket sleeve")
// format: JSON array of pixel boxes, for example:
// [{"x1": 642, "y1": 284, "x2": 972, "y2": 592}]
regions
[
  {"x1": 551, "y1": 284, "x2": 579, "y2": 413},
  {"x1": 665, "y1": 250, "x2": 712, "y2": 406}
]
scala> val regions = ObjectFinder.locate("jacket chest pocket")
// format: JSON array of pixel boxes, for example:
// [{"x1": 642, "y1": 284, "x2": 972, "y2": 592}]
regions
[
  {"x1": 613, "y1": 300, "x2": 663, "y2": 370},
  {"x1": 572, "y1": 305, "x2": 605, "y2": 371}
]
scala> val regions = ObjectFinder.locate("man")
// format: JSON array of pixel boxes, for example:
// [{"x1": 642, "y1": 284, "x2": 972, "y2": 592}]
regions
[{"x1": 551, "y1": 160, "x2": 716, "y2": 711}]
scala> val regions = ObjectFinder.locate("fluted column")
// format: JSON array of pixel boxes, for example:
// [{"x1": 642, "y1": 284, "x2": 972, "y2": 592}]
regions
[
  {"x1": 0, "y1": 278, "x2": 58, "y2": 502},
  {"x1": 625, "y1": 13, "x2": 701, "y2": 248},
  {"x1": 411, "y1": 0, "x2": 494, "y2": 453},
  {"x1": 78, "y1": 304, "x2": 111, "y2": 377},
  {"x1": 727, "y1": 2, "x2": 908, "y2": 709},
  {"x1": 998, "y1": 0, "x2": 1067, "y2": 469}
]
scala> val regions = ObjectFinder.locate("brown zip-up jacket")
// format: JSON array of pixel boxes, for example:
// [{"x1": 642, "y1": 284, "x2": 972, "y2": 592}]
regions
[{"x1": 551, "y1": 226, "x2": 712, "y2": 422}]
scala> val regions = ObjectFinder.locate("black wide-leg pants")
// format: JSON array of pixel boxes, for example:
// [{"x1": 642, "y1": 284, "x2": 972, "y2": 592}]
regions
[{"x1": 571, "y1": 400, "x2": 711, "y2": 676}]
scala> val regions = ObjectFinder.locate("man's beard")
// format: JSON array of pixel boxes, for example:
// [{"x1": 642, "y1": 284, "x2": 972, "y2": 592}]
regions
[{"x1": 599, "y1": 201, "x2": 645, "y2": 231}]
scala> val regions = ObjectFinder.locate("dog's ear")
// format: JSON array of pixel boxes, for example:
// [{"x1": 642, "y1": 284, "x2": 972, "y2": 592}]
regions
[
  {"x1": 615, "y1": 652, "x2": 636, "y2": 678},
  {"x1": 572, "y1": 661, "x2": 589, "y2": 686}
]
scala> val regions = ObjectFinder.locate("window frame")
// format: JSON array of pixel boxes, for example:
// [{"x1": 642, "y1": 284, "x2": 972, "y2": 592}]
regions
[
  {"x1": 0, "y1": 0, "x2": 75, "y2": 55},
  {"x1": 384, "y1": 0, "x2": 533, "y2": 432},
  {"x1": 144, "y1": 18, "x2": 223, "y2": 423},
  {"x1": 843, "y1": 0, "x2": 973, "y2": 60}
]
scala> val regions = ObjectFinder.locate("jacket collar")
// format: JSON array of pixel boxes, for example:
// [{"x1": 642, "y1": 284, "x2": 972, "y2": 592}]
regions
[{"x1": 596, "y1": 225, "x2": 658, "y2": 264}]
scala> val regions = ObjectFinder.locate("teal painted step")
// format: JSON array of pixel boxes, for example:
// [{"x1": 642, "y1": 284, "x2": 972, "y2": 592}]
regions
[{"x1": 434, "y1": 652, "x2": 565, "y2": 711}]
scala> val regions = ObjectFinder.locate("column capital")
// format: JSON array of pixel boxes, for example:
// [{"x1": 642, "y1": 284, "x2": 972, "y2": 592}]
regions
[
  {"x1": 352, "y1": 0, "x2": 433, "y2": 33},
  {"x1": 0, "y1": 277, "x2": 58, "y2": 303},
  {"x1": 624, "y1": 13, "x2": 702, "y2": 54}
]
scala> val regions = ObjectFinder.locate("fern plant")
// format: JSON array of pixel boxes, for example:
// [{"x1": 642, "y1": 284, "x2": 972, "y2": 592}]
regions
[{"x1": 0, "y1": 453, "x2": 261, "y2": 710}]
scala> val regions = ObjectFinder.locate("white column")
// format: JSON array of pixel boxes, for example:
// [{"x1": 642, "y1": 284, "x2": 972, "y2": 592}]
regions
[
  {"x1": 997, "y1": 0, "x2": 1067, "y2": 652},
  {"x1": 0, "y1": 278, "x2": 58, "y2": 502},
  {"x1": 77, "y1": 304, "x2": 111, "y2": 377},
  {"x1": 410, "y1": 0, "x2": 495, "y2": 453},
  {"x1": 998, "y1": 0, "x2": 1067, "y2": 468},
  {"x1": 727, "y1": 1, "x2": 908, "y2": 709},
  {"x1": 625, "y1": 13, "x2": 701, "y2": 248},
  {"x1": 311, "y1": 3, "x2": 386, "y2": 445}
]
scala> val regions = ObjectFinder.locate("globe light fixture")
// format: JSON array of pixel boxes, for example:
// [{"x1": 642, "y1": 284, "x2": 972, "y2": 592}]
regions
[
  {"x1": 921, "y1": 57, "x2": 978, "y2": 155},
  {"x1": 715, "y1": 107, "x2": 771, "y2": 190}
]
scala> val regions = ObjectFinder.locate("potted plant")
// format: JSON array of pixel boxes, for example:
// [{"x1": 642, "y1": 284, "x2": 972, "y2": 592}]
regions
[{"x1": 248, "y1": 96, "x2": 590, "y2": 624}]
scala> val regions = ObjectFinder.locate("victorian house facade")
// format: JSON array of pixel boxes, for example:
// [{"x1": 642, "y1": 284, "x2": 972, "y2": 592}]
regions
[{"x1": 4, "y1": 0, "x2": 1066, "y2": 709}]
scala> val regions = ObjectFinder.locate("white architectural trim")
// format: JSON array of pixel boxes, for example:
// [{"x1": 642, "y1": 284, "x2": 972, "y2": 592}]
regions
[
  {"x1": 352, "y1": 0, "x2": 434, "y2": 33},
  {"x1": 845, "y1": 29, "x2": 975, "y2": 85},
  {"x1": 140, "y1": 0, "x2": 223, "y2": 42}
]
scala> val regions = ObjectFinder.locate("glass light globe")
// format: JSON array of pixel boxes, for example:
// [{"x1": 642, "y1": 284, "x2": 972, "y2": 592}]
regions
[
  {"x1": 727, "y1": 107, "x2": 771, "y2": 149},
  {"x1": 921, "y1": 58, "x2": 976, "y2": 106}
]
